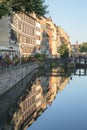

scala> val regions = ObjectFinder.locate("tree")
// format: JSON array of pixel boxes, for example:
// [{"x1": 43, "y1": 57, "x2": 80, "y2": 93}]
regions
[
  {"x1": 58, "y1": 44, "x2": 69, "y2": 58},
  {"x1": 79, "y1": 42, "x2": 87, "y2": 52},
  {"x1": 0, "y1": 0, "x2": 48, "y2": 18}
]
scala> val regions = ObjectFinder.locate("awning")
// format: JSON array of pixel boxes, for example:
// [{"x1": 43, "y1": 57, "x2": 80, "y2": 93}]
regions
[{"x1": 0, "y1": 45, "x2": 16, "y2": 51}]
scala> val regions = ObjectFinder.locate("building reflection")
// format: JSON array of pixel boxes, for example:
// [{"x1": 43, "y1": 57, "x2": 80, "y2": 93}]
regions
[
  {"x1": 48, "y1": 68, "x2": 70, "y2": 93},
  {"x1": 3, "y1": 70, "x2": 70, "y2": 130}
]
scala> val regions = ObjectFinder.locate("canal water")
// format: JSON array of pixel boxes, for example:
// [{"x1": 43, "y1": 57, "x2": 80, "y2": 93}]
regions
[
  {"x1": 27, "y1": 69, "x2": 87, "y2": 130},
  {"x1": 0, "y1": 68, "x2": 87, "y2": 130}
]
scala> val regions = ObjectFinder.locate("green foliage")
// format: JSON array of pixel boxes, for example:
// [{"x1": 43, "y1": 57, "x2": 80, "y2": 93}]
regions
[
  {"x1": 58, "y1": 44, "x2": 69, "y2": 58},
  {"x1": 0, "y1": 0, "x2": 48, "y2": 18},
  {"x1": 34, "y1": 53, "x2": 46, "y2": 62},
  {"x1": 79, "y1": 42, "x2": 87, "y2": 52}
]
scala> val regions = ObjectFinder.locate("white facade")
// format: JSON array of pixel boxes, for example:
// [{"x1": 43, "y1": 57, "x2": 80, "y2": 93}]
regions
[
  {"x1": 0, "y1": 16, "x2": 19, "y2": 56},
  {"x1": 35, "y1": 22, "x2": 41, "y2": 47},
  {"x1": 0, "y1": 17, "x2": 10, "y2": 46}
]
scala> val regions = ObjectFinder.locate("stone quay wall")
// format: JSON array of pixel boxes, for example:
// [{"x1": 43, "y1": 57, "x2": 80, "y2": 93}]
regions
[{"x1": 0, "y1": 63, "x2": 39, "y2": 96}]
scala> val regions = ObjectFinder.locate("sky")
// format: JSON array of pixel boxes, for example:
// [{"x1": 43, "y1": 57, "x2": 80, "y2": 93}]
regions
[{"x1": 45, "y1": 0, "x2": 87, "y2": 44}]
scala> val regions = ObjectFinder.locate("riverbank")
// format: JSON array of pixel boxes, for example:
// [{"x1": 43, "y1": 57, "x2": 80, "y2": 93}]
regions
[
  {"x1": 0, "y1": 63, "x2": 39, "y2": 96},
  {"x1": 0, "y1": 68, "x2": 39, "y2": 130}
]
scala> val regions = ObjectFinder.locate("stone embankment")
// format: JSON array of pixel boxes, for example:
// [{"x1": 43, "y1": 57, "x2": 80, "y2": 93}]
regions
[{"x1": 0, "y1": 63, "x2": 39, "y2": 96}]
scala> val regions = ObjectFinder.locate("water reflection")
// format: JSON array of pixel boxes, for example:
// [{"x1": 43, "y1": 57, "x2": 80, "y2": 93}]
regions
[
  {"x1": 74, "y1": 68, "x2": 87, "y2": 76},
  {"x1": 0, "y1": 67, "x2": 87, "y2": 130},
  {"x1": 11, "y1": 75, "x2": 69, "y2": 130}
]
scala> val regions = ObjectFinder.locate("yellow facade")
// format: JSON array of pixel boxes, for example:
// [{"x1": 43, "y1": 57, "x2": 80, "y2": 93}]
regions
[
  {"x1": 57, "y1": 26, "x2": 71, "y2": 54},
  {"x1": 46, "y1": 18, "x2": 58, "y2": 57},
  {"x1": 11, "y1": 13, "x2": 36, "y2": 57}
]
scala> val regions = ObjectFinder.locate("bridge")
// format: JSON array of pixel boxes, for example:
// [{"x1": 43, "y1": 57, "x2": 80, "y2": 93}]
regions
[
  {"x1": 75, "y1": 56, "x2": 87, "y2": 68},
  {"x1": 44, "y1": 55, "x2": 87, "y2": 68}
]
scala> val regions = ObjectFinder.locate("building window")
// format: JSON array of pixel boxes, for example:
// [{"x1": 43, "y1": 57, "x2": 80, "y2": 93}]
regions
[{"x1": 10, "y1": 29, "x2": 17, "y2": 42}]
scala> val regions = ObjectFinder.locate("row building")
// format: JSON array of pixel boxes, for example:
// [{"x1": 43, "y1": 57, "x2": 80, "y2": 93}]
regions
[{"x1": 0, "y1": 13, "x2": 71, "y2": 58}]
